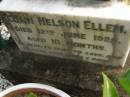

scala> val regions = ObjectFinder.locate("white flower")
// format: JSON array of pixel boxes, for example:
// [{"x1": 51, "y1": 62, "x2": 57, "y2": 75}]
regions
[{"x1": 0, "y1": 24, "x2": 10, "y2": 40}]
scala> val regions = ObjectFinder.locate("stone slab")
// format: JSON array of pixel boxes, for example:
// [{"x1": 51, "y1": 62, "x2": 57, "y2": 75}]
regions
[
  {"x1": 1, "y1": 11, "x2": 130, "y2": 67},
  {"x1": 1, "y1": 0, "x2": 130, "y2": 67},
  {"x1": 0, "y1": 1, "x2": 130, "y2": 97}
]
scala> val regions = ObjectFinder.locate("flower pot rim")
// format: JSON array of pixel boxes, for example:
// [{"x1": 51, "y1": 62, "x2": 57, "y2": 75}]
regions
[{"x1": 0, "y1": 83, "x2": 70, "y2": 97}]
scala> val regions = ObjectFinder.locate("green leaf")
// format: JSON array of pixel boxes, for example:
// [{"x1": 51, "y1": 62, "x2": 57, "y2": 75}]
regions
[
  {"x1": 119, "y1": 69, "x2": 130, "y2": 95},
  {"x1": 0, "y1": 34, "x2": 6, "y2": 49},
  {"x1": 26, "y1": 92, "x2": 37, "y2": 97},
  {"x1": 102, "y1": 73, "x2": 119, "y2": 97}
]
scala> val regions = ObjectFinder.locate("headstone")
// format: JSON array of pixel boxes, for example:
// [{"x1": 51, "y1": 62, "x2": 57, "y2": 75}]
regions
[
  {"x1": 0, "y1": 0, "x2": 130, "y2": 67},
  {"x1": 0, "y1": 1, "x2": 130, "y2": 96}
]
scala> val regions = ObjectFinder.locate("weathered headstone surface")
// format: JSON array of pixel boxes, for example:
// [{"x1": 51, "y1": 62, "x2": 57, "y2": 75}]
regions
[
  {"x1": 1, "y1": 0, "x2": 130, "y2": 67},
  {"x1": 0, "y1": 0, "x2": 130, "y2": 97},
  {"x1": 2, "y1": 11, "x2": 130, "y2": 67}
]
